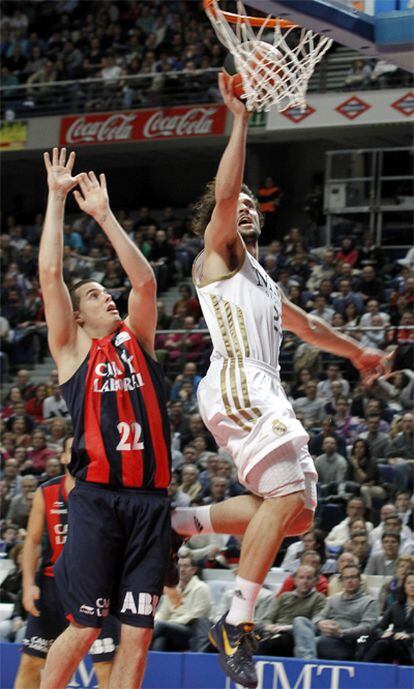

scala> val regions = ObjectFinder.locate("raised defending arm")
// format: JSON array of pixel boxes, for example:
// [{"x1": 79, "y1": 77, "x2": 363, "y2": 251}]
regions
[
  {"x1": 73, "y1": 172, "x2": 157, "y2": 355},
  {"x1": 204, "y1": 73, "x2": 250, "y2": 252},
  {"x1": 282, "y1": 295, "x2": 390, "y2": 383},
  {"x1": 39, "y1": 148, "x2": 83, "y2": 363}
]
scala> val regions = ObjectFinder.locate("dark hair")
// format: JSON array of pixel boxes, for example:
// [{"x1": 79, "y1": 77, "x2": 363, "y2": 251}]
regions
[
  {"x1": 191, "y1": 180, "x2": 263, "y2": 236},
  {"x1": 350, "y1": 530, "x2": 368, "y2": 541},
  {"x1": 381, "y1": 530, "x2": 401, "y2": 543},
  {"x1": 351, "y1": 438, "x2": 371, "y2": 461},
  {"x1": 9, "y1": 542, "x2": 24, "y2": 565},
  {"x1": 69, "y1": 279, "x2": 99, "y2": 310}
]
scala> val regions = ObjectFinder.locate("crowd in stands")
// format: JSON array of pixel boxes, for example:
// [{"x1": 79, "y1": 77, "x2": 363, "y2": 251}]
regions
[{"x1": 1, "y1": 0, "x2": 411, "y2": 117}]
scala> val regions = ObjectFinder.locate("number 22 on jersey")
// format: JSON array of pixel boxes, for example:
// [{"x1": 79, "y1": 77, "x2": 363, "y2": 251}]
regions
[{"x1": 116, "y1": 422, "x2": 144, "y2": 451}]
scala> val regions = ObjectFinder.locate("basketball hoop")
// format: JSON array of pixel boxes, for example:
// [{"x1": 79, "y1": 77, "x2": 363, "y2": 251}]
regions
[{"x1": 204, "y1": 0, "x2": 333, "y2": 112}]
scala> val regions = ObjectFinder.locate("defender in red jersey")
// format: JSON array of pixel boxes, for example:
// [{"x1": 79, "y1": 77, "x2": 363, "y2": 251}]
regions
[
  {"x1": 14, "y1": 437, "x2": 119, "y2": 689},
  {"x1": 39, "y1": 149, "x2": 171, "y2": 689}
]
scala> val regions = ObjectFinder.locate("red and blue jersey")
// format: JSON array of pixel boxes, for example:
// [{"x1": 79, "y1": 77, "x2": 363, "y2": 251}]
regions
[
  {"x1": 60, "y1": 323, "x2": 171, "y2": 490},
  {"x1": 40, "y1": 475, "x2": 68, "y2": 577}
]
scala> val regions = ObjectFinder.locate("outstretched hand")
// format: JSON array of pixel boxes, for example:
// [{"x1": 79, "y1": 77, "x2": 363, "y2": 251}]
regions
[
  {"x1": 43, "y1": 147, "x2": 83, "y2": 196},
  {"x1": 352, "y1": 348, "x2": 394, "y2": 387},
  {"x1": 73, "y1": 171, "x2": 110, "y2": 221},
  {"x1": 218, "y1": 71, "x2": 249, "y2": 118}
]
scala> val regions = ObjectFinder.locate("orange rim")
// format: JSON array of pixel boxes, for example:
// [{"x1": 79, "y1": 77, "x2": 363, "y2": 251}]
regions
[{"x1": 203, "y1": 0, "x2": 298, "y2": 29}]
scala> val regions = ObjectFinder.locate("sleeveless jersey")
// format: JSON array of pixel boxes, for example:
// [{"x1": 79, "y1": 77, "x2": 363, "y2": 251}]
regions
[
  {"x1": 40, "y1": 475, "x2": 68, "y2": 577},
  {"x1": 60, "y1": 322, "x2": 171, "y2": 490},
  {"x1": 193, "y1": 249, "x2": 283, "y2": 372}
]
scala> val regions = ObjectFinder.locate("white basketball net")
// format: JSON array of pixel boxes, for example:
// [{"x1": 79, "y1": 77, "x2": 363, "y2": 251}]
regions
[{"x1": 205, "y1": 0, "x2": 333, "y2": 112}]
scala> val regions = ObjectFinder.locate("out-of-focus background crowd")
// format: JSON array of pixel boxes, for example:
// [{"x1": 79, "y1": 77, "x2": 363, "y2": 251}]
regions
[{"x1": 1, "y1": 0, "x2": 413, "y2": 666}]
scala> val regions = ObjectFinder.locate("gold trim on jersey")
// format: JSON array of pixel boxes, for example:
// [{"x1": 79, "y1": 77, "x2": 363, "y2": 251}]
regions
[
  {"x1": 211, "y1": 294, "x2": 262, "y2": 431},
  {"x1": 192, "y1": 249, "x2": 246, "y2": 288}
]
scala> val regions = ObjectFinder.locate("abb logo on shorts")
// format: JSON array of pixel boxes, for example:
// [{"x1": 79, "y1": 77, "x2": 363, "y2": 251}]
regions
[{"x1": 60, "y1": 105, "x2": 227, "y2": 146}]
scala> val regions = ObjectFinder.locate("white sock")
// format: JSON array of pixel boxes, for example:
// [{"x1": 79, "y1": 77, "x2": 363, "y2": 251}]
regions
[
  {"x1": 226, "y1": 576, "x2": 261, "y2": 626},
  {"x1": 171, "y1": 506, "x2": 214, "y2": 535}
]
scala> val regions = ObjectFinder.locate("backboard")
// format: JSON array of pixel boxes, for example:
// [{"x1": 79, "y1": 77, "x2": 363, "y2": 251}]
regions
[{"x1": 245, "y1": 0, "x2": 414, "y2": 72}]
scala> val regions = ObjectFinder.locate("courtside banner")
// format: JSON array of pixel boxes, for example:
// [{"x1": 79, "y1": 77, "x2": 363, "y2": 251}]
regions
[
  {"x1": 59, "y1": 105, "x2": 227, "y2": 146},
  {"x1": 266, "y1": 89, "x2": 414, "y2": 130},
  {"x1": 2, "y1": 644, "x2": 413, "y2": 689}
]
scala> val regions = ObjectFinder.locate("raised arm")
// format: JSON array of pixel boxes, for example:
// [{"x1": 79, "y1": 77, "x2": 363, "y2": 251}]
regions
[
  {"x1": 22, "y1": 488, "x2": 45, "y2": 617},
  {"x1": 39, "y1": 148, "x2": 82, "y2": 362},
  {"x1": 73, "y1": 172, "x2": 157, "y2": 355},
  {"x1": 282, "y1": 295, "x2": 390, "y2": 384},
  {"x1": 204, "y1": 73, "x2": 250, "y2": 254}
]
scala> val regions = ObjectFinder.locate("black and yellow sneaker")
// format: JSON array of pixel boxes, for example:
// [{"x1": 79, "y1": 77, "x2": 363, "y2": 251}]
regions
[{"x1": 209, "y1": 614, "x2": 258, "y2": 689}]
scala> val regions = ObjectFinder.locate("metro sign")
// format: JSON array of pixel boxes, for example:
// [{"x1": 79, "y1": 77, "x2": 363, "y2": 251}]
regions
[
  {"x1": 391, "y1": 91, "x2": 414, "y2": 116},
  {"x1": 280, "y1": 104, "x2": 315, "y2": 123},
  {"x1": 335, "y1": 96, "x2": 371, "y2": 120}
]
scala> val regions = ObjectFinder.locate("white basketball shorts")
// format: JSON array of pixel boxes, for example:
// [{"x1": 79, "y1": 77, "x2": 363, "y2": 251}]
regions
[{"x1": 197, "y1": 357, "x2": 318, "y2": 509}]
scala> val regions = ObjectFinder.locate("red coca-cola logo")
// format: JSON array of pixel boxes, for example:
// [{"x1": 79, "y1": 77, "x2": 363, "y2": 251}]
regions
[{"x1": 60, "y1": 105, "x2": 226, "y2": 145}]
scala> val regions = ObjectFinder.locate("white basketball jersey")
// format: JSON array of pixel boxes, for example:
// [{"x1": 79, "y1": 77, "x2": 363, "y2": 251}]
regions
[{"x1": 193, "y1": 249, "x2": 283, "y2": 372}]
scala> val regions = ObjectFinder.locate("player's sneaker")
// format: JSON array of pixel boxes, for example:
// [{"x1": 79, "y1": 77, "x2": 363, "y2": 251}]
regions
[{"x1": 209, "y1": 613, "x2": 258, "y2": 689}]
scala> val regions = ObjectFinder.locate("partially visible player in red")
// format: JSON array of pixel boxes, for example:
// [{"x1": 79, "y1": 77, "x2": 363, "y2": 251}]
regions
[
  {"x1": 14, "y1": 435, "x2": 119, "y2": 689},
  {"x1": 39, "y1": 149, "x2": 171, "y2": 689}
]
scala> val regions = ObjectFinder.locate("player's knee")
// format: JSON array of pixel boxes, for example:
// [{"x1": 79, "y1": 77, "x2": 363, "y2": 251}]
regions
[
  {"x1": 19, "y1": 653, "x2": 45, "y2": 671},
  {"x1": 70, "y1": 622, "x2": 101, "y2": 645},
  {"x1": 119, "y1": 625, "x2": 152, "y2": 654},
  {"x1": 291, "y1": 508, "x2": 314, "y2": 535}
]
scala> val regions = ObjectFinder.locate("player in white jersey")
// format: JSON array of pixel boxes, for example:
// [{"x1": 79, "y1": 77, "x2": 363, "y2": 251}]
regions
[{"x1": 172, "y1": 74, "x2": 389, "y2": 689}]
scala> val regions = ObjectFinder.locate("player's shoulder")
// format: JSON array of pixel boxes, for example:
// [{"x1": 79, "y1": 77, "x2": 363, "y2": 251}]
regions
[{"x1": 40, "y1": 474, "x2": 66, "y2": 492}]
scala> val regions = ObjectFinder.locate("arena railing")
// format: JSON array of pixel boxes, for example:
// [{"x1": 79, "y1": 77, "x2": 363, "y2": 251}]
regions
[{"x1": 1, "y1": 59, "x2": 412, "y2": 119}]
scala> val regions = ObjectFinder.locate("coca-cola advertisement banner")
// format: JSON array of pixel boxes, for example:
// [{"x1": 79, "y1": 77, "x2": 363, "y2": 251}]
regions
[{"x1": 59, "y1": 104, "x2": 227, "y2": 146}]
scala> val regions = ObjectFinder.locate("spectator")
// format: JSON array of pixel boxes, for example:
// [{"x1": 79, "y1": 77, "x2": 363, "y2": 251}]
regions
[
  {"x1": 2, "y1": 458, "x2": 22, "y2": 498},
  {"x1": 370, "y1": 515, "x2": 413, "y2": 557},
  {"x1": 395, "y1": 490, "x2": 414, "y2": 529},
  {"x1": 26, "y1": 430, "x2": 56, "y2": 475},
  {"x1": 357, "y1": 265, "x2": 385, "y2": 304},
  {"x1": 0, "y1": 543, "x2": 23, "y2": 604},
  {"x1": 315, "y1": 436, "x2": 348, "y2": 487},
  {"x1": 335, "y1": 238, "x2": 358, "y2": 268},
  {"x1": 328, "y1": 553, "x2": 369, "y2": 596},
  {"x1": 172, "y1": 284, "x2": 201, "y2": 321},
  {"x1": 344, "y1": 59, "x2": 372, "y2": 89},
  {"x1": 309, "y1": 295, "x2": 334, "y2": 324},
  {"x1": 365, "y1": 532, "x2": 401, "y2": 576},
  {"x1": 357, "y1": 234, "x2": 385, "y2": 272},
  {"x1": 362, "y1": 572, "x2": 414, "y2": 664},
  {"x1": 296, "y1": 565, "x2": 377, "y2": 660},
  {"x1": 293, "y1": 381, "x2": 326, "y2": 428},
  {"x1": 277, "y1": 551, "x2": 329, "y2": 598},
  {"x1": 6, "y1": 475, "x2": 37, "y2": 529},
  {"x1": 346, "y1": 438, "x2": 386, "y2": 509},
  {"x1": 168, "y1": 472, "x2": 191, "y2": 508},
  {"x1": 357, "y1": 414, "x2": 391, "y2": 462},
  {"x1": 152, "y1": 555, "x2": 211, "y2": 651},
  {"x1": 346, "y1": 531, "x2": 372, "y2": 571},
  {"x1": 308, "y1": 417, "x2": 347, "y2": 459},
  {"x1": 332, "y1": 279, "x2": 364, "y2": 315},
  {"x1": 257, "y1": 176, "x2": 282, "y2": 243},
  {"x1": 326, "y1": 497, "x2": 373, "y2": 548},
  {"x1": 179, "y1": 464, "x2": 202, "y2": 504},
  {"x1": 360, "y1": 299, "x2": 390, "y2": 329},
  {"x1": 42, "y1": 383, "x2": 70, "y2": 421},
  {"x1": 25, "y1": 383, "x2": 48, "y2": 425},
  {"x1": 378, "y1": 554, "x2": 414, "y2": 614},
  {"x1": 258, "y1": 565, "x2": 325, "y2": 658},
  {"x1": 317, "y1": 363, "x2": 350, "y2": 402},
  {"x1": 0, "y1": 524, "x2": 19, "y2": 558}
]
